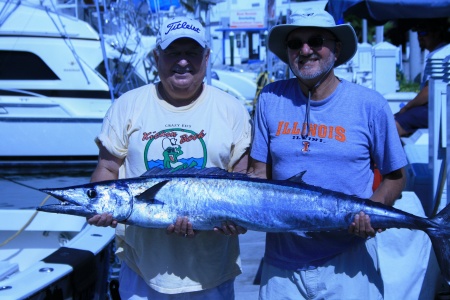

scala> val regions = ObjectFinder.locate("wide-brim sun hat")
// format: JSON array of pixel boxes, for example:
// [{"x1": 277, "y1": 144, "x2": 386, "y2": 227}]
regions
[{"x1": 268, "y1": 8, "x2": 357, "y2": 67}]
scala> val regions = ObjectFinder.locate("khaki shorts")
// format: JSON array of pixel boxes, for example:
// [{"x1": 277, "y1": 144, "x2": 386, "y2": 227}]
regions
[
  {"x1": 118, "y1": 262, "x2": 235, "y2": 300},
  {"x1": 259, "y1": 238, "x2": 383, "y2": 300}
]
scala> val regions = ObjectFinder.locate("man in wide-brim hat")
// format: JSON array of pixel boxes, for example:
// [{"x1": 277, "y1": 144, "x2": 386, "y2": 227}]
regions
[
  {"x1": 249, "y1": 8, "x2": 407, "y2": 300},
  {"x1": 268, "y1": 9, "x2": 357, "y2": 68}
]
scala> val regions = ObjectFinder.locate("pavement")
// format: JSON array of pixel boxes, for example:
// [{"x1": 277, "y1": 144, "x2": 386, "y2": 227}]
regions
[{"x1": 234, "y1": 231, "x2": 265, "y2": 300}]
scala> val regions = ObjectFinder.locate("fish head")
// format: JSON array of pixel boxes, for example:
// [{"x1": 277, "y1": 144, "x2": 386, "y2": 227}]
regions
[{"x1": 38, "y1": 181, "x2": 133, "y2": 221}]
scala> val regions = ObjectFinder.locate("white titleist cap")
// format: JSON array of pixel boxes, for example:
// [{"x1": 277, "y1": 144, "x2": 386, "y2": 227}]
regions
[{"x1": 156, "y1": 16, "x2": 207, "y2": 50}]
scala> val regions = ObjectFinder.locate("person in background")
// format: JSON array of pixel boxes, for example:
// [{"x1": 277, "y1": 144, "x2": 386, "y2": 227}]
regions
[
  {"x1": 249, "y1": 8, "x2": 407, "y2": 299},
  {"x1": 87, "y1": 16, "x2": 251, "y2": 299},
  {"x1": 395, "y1": 18, "x2": 449, "y2": 137}
]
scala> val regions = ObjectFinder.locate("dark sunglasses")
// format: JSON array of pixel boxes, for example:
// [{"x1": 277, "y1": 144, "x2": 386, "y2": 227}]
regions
[
  {"x1": 417, "y1": 31, "x2": 428, "y2": 37},
  {"x1": 286, "y1": 37, "x2": 335, "y2": 50}
]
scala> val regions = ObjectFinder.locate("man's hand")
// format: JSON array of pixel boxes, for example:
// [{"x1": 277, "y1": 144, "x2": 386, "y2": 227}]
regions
[
  {"x1": 166, "y1": 217, "x2": 196, "y2": 238},
  {"x1": 348, "y1": 211, "x2": 382, "y2": 239},
  {"x1": 87, "y1": 213, "x2": 118, "y2": 228},
  {"x1": 214, "y1": 221, "x2": 247, "y2": 236}
]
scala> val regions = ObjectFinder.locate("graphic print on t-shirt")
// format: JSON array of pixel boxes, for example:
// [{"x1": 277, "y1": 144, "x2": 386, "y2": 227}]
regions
[
  {"x1": 275, "y1": 121, "x2": 346, "y2": 142},
  {"x1": 143, "y1": 128, "x2": 207, "y2": 170}
]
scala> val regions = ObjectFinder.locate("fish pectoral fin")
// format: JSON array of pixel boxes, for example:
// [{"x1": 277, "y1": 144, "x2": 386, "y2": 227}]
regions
[
  {"x1": 148, "y1": 199, "x2": 165, "y2": 205},
  {"x1": 289, "y1": 230, "x2": 313, "y2": 238},
  {"x1": 136, "y1": 180, "x2": 169, "y2": 204}
]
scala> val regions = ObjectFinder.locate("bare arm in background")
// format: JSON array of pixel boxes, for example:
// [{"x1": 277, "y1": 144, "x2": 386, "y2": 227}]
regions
[{"x1": 397, "y1": 84, "x2": 428, "y2": 115}]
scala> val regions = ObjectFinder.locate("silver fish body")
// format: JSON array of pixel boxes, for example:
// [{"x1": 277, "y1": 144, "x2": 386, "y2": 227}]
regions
[{"x1": 38, "y1": 168, "x2": 450, "y2": 284}]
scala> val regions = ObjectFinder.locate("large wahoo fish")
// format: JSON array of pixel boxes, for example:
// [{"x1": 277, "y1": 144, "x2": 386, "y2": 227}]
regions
[{"x1": 38, "y1": 168, "x2": 450, "y2": 283}]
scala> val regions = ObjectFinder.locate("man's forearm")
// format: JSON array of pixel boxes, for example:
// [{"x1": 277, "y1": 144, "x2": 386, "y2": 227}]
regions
[{"x1": 370, "y1": 168, "x2": 406, "y2": 206}]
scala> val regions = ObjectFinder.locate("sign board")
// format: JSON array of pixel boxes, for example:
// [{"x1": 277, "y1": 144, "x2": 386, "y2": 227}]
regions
[{"x1": 230, "y1": 9, "x2": 265, "y2": 28}]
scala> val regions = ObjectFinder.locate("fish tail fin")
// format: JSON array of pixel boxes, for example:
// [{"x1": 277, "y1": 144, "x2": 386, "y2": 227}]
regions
[{"x1": 427, "y1": 204, "x2": 450, "y2": 285}]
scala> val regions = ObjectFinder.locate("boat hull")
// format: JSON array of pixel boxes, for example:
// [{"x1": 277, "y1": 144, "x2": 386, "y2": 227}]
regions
[{"x1": 0, "y1": 210, "x2": 115, "y2": 299}]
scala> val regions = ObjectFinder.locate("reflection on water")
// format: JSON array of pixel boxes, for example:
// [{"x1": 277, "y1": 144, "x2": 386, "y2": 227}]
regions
[{"x1": 0, "y1": 166, "x2": 95, "y2": 209}]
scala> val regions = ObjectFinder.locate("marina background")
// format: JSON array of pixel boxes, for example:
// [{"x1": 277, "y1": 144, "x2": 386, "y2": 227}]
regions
[{"x1": 1, "y1": 0, "x2": 450, "y2": 298}]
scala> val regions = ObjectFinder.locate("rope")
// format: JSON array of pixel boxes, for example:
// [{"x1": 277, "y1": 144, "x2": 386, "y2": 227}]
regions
[
  {"x1": 0, "y1": 195, "x2": 51, "y2": 247},
  {"x1": 252, "y1": 71, "x2": 269, "y2": 113},
  {"x1": 44, "y1": 4, "x2": 91, "y2": 85}
]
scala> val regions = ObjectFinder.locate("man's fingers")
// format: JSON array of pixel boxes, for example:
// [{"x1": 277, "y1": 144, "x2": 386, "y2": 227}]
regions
[
  {"x1": 87, "y1": 213, "x2": 114, "y2": 227},
  {"x1": 236, "y1": 225, "x2": 247, "y2": 234},
  {"x1": 216, "y1": 221, "x2": 247, "y2": 236},
  {"x1": 173, "y1": 217, "x2": 184, "y2": 235},
  {"x1": 166, "y1": 224, "x2": 175, "y2": 234},
  {"x1": 186, "y1": 222, "x2": 195, "y2": 238},
  {"x1": 180, "y1": 217, "x2": 189, "y2": 234},
  {"x1": 168, "y1": 217, "x2": 195, "y2": 238}
]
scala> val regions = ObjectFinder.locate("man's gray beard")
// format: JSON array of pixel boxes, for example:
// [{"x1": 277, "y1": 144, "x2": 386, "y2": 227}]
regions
[{"x1": 294, "y1": 54, "x2": 335, "y2": 81}]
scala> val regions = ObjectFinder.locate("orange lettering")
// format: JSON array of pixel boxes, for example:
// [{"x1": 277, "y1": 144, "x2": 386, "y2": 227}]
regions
[
  {"x1": 301, "y1": 141, "x2": 310, "y2": 152},
  {"x1": 328, "y1": 126, "x2": 334, "y2": 139},
  {"x1": 276, "y1": 122, "x2": 284, "y2": 136},
  {"x1": 292, "y1": 122, "x2": 301, "y2": 134},
  {"x1": 335, "y1": 126, "x2": 346, "y2": 142},
  {"x1": 282, "y1": 122, "x2": 291, "y2": 134},
  {"x1": 318, "y1": 125, "x2": 327, "y2": 138}
]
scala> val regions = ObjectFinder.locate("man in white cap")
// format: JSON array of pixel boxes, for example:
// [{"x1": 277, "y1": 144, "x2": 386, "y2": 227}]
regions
[
  {"x1": 249, "y1": 8, "x2": 407, "y2": 299},
  {"x1": 88, "y1": 16, "x2": 251, "y2": 299}
]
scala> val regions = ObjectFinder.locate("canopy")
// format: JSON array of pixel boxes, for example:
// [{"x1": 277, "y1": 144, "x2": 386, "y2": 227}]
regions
[{"x1": 326, "y1": 0, "x2": 450, "y2": 25}]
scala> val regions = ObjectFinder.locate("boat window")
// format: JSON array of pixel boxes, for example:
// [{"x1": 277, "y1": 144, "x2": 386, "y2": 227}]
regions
[{"x1": 0, "y1": 50, "x2": 59, "y2": 80}]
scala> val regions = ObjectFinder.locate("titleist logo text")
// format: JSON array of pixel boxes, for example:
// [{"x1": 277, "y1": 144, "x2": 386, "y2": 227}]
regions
[{"x1": 165, "y1": 21, "x2": 201, "y2": 35}]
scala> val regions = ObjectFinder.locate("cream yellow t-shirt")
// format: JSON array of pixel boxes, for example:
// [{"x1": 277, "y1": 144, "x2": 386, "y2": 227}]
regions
[{"x1": 96, "y1": 83, "x2": 252, "y2": 294}]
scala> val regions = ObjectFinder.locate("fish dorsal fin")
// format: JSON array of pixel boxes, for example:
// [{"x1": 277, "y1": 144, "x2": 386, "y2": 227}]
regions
[
  {"x1": 141, "y1": 167, "x2": 248, "y2": 180},
  {"x1": 287, "y1": 171, "x2": 307, "y2": 184},
  {"x1": 135, "y1": 180, "x2": 169, "y2": 204}
]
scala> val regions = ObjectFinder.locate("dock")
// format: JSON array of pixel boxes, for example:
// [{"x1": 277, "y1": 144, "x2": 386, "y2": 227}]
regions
[{"x1": 235, "y1": 231, "x2": 265, "y2": 299}]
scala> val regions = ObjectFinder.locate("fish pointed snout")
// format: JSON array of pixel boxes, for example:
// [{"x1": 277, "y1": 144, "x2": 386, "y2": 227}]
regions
[{"x1": 39, "y1": 188, "x2": 67, "y2": 201}]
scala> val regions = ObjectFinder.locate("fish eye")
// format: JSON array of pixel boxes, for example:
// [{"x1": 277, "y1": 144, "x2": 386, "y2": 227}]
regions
[{"x1": 87, "y1": 189, "x2": 97, "y2": 198}]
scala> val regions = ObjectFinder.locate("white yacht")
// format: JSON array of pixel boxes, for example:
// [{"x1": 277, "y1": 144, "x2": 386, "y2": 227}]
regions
[
  {"x1": 0, "y1": 2, "x2": 117, "y2": 297},
  {"x1": 0, "y1": 0, "x2": 257, "y2": 164},
  {"x1": 0, "y1": 0, "x2": 115, "y2": 163}
]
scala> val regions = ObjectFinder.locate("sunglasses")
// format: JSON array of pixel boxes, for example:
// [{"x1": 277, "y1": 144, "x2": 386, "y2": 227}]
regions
[{"x1": 286, "y1": 37, "x2": 335, "y2": 50}]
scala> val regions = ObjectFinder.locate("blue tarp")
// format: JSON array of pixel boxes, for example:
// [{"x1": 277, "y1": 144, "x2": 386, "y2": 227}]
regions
[
  {"x1": 133, "y1": 0, "x2": 181, "y2": 12},
  {"x1": 326, "y1": 0, "x2": 450, "y2": 24}
]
